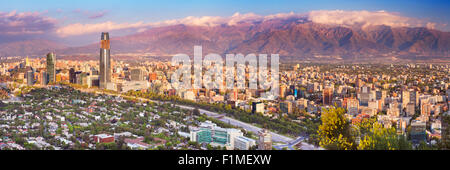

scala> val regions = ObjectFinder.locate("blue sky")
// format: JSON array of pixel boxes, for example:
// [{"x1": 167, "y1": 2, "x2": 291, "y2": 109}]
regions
[
  {"x1": 0, "y1": 0, "x2": 449, "y2": 46},
  {"x1": 1, "y1": 0, "x2": 449, "y2": 23}
]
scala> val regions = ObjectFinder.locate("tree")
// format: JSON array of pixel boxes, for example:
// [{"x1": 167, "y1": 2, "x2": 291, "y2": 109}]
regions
[
  {"x1": 193, "y1": 108, "x2": 200, "y2": 116},
  {"x1": 317, "y1": 107, "x2": 355, "y2": 150},
  {"x1": 206, "y1": 144, "x2": 213, "y2": 150},
  {"x1": 357, "y1": 122, "x2": 412, "y2": 150}
]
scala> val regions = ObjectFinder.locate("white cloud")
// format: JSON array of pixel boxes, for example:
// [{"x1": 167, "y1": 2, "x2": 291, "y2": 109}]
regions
[
  {"x1": 56, "y1": 21, "x2": 152, "y2": 37},
  {"x1": 0, "y1": 10, "x2": 56, "y2": 35},
  {"x1": 263, "y1": 11, "x2": 304, "y2": 20},
  {"x1": 0, "y1": 10, "x2": 57, "y2": 43},
  {"x1": 308, "y1": 10, "x2": 437, "y2": 29},
  {"x1": 227, "y1": 12, "x2": 262, "y2": 25},
  {"x1": 55, "y1": 10, "x2": 444, "y2": 37},
  {"x1": 56, "y1": 12, "x2": 263, "y2": 37},
  {"x1": 149, "y1": 12, "x2": 264, "y2": 27},
  {"x1": 56, "y1": 12, "x2": 307, "y2": 37}
]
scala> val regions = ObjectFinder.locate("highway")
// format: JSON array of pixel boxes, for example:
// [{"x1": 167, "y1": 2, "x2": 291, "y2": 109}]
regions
[
  {"x1": 176, "y1": 105, "x2": 294, "y2": 143},
  {"x1": 161, "y1": 104, "x2": 322, "y2": 150},
  {"x1": 273, "y1": 136, "x2": 323, "y2": 150},
  {"x1": 80, "y1": 88, "x2": 323, "y2": 150}
]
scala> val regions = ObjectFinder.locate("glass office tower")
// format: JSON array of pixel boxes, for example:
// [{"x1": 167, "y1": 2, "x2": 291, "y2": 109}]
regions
[
  {"x1": 99, "y1": 32, "x2": 111, "y2": 89},
  {"x1": 46, "y1": 52, "x2": 56, "y2": 83}
]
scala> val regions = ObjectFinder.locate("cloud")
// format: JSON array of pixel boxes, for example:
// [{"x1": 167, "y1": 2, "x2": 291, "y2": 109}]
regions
[
  {"x1": 56, "y1": 21, "x2": 152, "y2": 37},
  {"x1": 88, "y1": 11, "x2": 108, "y2": 19},
  {"x1": 264, "y1": 11, "x2": 304, "y2": 20},
  {"x1": 153, "y1": 15, "x2": 226, "y2": 27},
  {"x1": 308, "y1": 10, "x2": 438, "y2": 29},
  {"x1": 150, "y1": 12, "x2": 304, "y2": 27},
  {"x1": 0, "y1": 10, "x2": 57, "y2": 42},
  {"x1": 56, "y1": 12, "x2": 279, "y2": 37},
  {"x1": 72, "y1": 9, "x2": 108, "y2": 19},
  {"x1": 55, "y1": 11, "x2": 445, "y2": 38},
  {"x1": 227, "y1": 12, "x2": 262, "y2": 26}
]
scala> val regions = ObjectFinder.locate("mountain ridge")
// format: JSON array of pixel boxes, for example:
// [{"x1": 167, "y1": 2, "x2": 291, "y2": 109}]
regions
[{"x1": 1, "y1": 18, "x2": 449, "y2": 61}]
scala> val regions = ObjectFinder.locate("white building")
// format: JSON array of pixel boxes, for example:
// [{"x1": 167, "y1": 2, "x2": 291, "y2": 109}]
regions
[
  {"x1": 183, "y1": 91, "x2": 195, "y2": 101},
  {"x1": 121, "y1": 81, "x2": 150, "y2": 92},
  {"x1": 234, "y1": 136, "x2": 256, "y2": 150}
]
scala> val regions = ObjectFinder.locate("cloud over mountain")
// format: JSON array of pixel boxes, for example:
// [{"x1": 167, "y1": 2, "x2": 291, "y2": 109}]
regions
[
  {"x1": 0, "y1": 11, "x2": 57, "y2": 43},
  {"x1": 54, "y1": 10, "x2": 446, "y2": 39},
  {"x1": 56, "y1": 21, "x2": 152, "y2": 37},
  {"x1": 55, "y1": 12, "x2": 304, "y2": 37},
  {"x1": 1, "y1": 9, "x2": 449, "y2": 60},
  {"x1": 308, "y1": 10, "x2": 439, "y2": 30}
]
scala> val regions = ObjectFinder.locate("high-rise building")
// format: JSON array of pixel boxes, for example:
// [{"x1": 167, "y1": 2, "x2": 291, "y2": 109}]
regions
[
  {"x1": 26, "y1": 70, "x2": 34, "y2": 86},
  {"x1": 130, "y1": 68, "x2": 144, "y2": 81},
  {"x1": 401, "y1": 90, "x2": 410, "y2": 109},
  {"x1": 323, "y1": 87, "x2": 333, "y2": 105},
  {"x1": 406, "y1": 102, "x2": 415, "y2": 116},
  {"x1": 25, "y1": 56, "x2": 30, "y2": 67},
  {"x1": 410, "y1": 120, "x2": 427, "y2": 144},
  {"x1": 347, "y1": 98, "x2": 360, "y2": 115},
  {"x1": 409, "y1": 90, "x2": 419, "y2": 107},
  {"x1": 258, "y1": 129, "x2": 272, "y2": 150},
  {"x1": 69, "y1": 68, "x2": 76, "y2": 84},
  {"x1": 46, "y1": 52, "x2": 56, "y2": 83},
  {"x1": 421, "y1": 102, "x2": 432, "y2": 118},
  {"x1": 99, "y1": 32, "x2": 111, "y2": 89},
  {"x1": 41, "y1": 71, "x2": 48, "y2": 85},
  {"x1": 280, "y1": 84, "x2": 287, "y2": 98},
  {"x1": 376, "y1": 90, "x2": 387, "y2": 100},
  {"x1": 280, "y1": 101, "x2": 293, "y2": 114},
  {"x1": 358, "y1": 86, "x2": 374, "y2": 106}
]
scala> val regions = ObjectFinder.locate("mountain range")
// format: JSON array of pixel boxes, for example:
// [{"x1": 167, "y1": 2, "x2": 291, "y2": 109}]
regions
[{"x1": 1, "y1": 18, "x2": 449, "y2": 62}]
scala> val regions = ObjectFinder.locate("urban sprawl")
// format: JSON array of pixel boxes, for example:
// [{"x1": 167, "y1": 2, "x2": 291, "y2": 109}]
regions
[{"x1": 1, "y1": 32, "x2": 450, "y2": 150}]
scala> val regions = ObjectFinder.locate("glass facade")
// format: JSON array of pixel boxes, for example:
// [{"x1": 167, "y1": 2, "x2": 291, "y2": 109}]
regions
[
  {"x1": 196, "y1": 128, "x2": 212, "y2": 143},
  {"x1": 46, "y1": 52, "x2": 56, "y2": 83},
  {"x1": 193, "y1": 125, "x2": 230, "y2": 145},
  {"x1": 99, "y1": 32, "x2": 111, "y2": 89},
  {"x1": 213, "y1": 130, "x2": 228, "y2": 145}
]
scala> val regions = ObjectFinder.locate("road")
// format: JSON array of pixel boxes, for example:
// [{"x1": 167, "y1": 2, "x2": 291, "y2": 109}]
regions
[
  {"x1": 273, "y1": 136, "x2": 323, "y2": 150},
  {"x1": 80, "y1": 88, "x2": 323, "y2": 150},
  {"x1": 154, "y1": 101, "x2": 321, "y2": 150},
  {"x1": 176, "y1": 105, "x2": 294, "y2": 143}
]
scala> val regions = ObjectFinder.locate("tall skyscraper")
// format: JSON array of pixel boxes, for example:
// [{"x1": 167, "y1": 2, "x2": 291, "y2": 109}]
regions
[
  {"x1": 46, "y1": 52, "x2": 56, "y2": 83},
  {"x1": 41, "y1": 71, "x2": 48, "y2": 85},
  {"x1": 26, "y1": 70, "x2": 34, "y2": 86},
  {"x1": 99, "y1": 32, "x2": 111, "y2": 89},
  {"x1": 25, "y1": 56, "x2": 30, "y2": 67},
  {"x1": 69, "y1": 68, "x2": 76, "y2": 84}
]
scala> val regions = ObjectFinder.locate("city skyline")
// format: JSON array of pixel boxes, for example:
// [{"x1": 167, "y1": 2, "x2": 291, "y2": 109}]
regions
[{"x1": 0, "y1": 0, "x2": 450, "y2": 155}]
